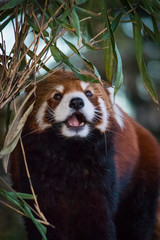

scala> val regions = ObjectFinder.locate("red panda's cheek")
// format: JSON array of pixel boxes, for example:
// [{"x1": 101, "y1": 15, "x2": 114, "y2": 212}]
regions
[{"x1": 35, "y1": 101, "x2": 52, "y2": 132}]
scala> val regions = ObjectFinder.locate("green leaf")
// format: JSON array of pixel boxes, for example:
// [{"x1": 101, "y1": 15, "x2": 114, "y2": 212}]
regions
[
  {"x1": 1, "y1": 88, "x2": 35, "y2": 172},
  {"x1": 104, "y1": 39, "x2": 115, "y2": 83},
  {"x1": 55, "y1": 18, "x2": 75, "y2": 31},
  {"x1": 0, "y1": 191, "x2": 34, "y2": 200},
  {"x1": 0, "y1": 15, "x2": 14, "y2": 32},
  {"x1": 50, "y1": 45, "x2": 64, "y2": 62},
  {"x1": 23, "y1": 205, "x2": 47, "y2": 240},
  {"x1": 0, "y1": 9, "x2": 13, "y2": 21},
  {"x1": 82, "y1": 40, "x2": 100, "y2": 50},
  {"x1": 13, "y1": 192, "x2": 34, "y2": 200},
  {"x1": 0, "y1": 130, "x2": 22, "y2": 158},
  {"x1": 71, "y1": 8, "x2": 81, "y2": 45},
  {"x1": 0, "y1": 0, "x2": 24, "y2": 10},
  {"x1": 74, "y1": 6, "x2": 100, "y2": 17},
  {"x1": 26, "y1": 15, "x2": 39, "y2": 33},
  {"x1": 99, "y1": 0, "x2": 117, "y2": 61},
  {"x1": 62, "y1": 38, "x2": 80, "y2": 55},
  {"x1": 133, "y1": 13, "x2": 158, "y2": 104},
  {"x1": 62, "y1": 38, "x2": 101, "y2": 81},
  {"x1": 114, "y1": 44, "x2": 123, "y2": 95},
  {"x1": 51, "y1": 44, "x2": 99, "y2": 83},
  {"x1": 102, "y1": 12, "x2": 123, "y2": 40},
  {"x1": 0, "y1": 188, "x2": 47, "y2": 239},
  {"x1": 18, "y1": 56, "x2": 27, "y2": 71}
]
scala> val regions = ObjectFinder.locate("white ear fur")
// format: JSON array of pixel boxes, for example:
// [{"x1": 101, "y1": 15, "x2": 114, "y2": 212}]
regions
[
  {"x1": 107, "y1": 87, "x2": 124, "y2": 129},
  {"x1": 107, "y1": 87, "x2": 115, "y2": 105}
]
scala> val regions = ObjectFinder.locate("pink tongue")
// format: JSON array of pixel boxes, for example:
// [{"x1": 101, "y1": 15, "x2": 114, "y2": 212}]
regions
[{"x1": 67, "y1": 115, "x2": 80, "y2": 127}]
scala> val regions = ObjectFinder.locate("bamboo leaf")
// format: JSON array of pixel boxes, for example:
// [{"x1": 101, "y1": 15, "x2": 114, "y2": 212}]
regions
[
  {"x1": 26, "y1": 14, "x2": 39, "y2": 32},
  {"x1": 99, "y1": 0, "x2": 117, "y2": 61},
  {"x1": 62, "y1": 38, "x2": 101, "y2": 81},
  {"x1": 114, "y1": 44, "x2": 123, "y2": 95},
  {"x1": 23, "y1": 205, "x2": 47, "y2": 240},
  {"x1": 0, "y1": 190, "x2": 34, "y2": 200},
  {"x1": 51, "y1": 44, "x2": 99, "y2": 83},
  {"x1": 0, "y1": 15, "x2": 14, "y2": 32},
  {"x1": 102, "y1": 12, "x2": 123, "y2": 40},
  {"x1": 0, "y1": 130, "x2": 22, "y2": 158},
  {"x1": 74, "y1": 6, "x2": 100, "y2": 17},
  {"x1": 71, "y1": 8, "x2": 81, "y2": 45},
  {"x1": 104, "y1": 39, "x2": 115, "y2": 83},
  {"x1": 18, "y1": 56, "x2": 27, "y2": 71},
  {"x1": 55, "y1": 18, "x2": 75, "y2": 31},
  {"x1": 12, "y1": 192, "x2": 34, "y2": 200},
  {"x1": 133, "y1": 13, "x2": 158, "y2": 104},
  {"x1": 82, "y1": 39, "x2": 100, "y2": 50},
  {"x1": 0, "y1": 89, "x2": 35, "y2": 172},
  {"x1": 0, "y1": 189, "x2": 47, "y2": 240},
  {"x1": 50, "y1": 45, "x2": 64, "y2": 62},
  {"x1": 0, "y1": 0, "x2": 24, "y2": 10},
  {"x1": 62, "y1": 38, "x2": 80, "y2": 55}
]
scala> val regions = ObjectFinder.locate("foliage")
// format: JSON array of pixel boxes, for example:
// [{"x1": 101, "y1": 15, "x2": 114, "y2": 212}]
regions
[{"x1": 0, "y1": 0, "x2": 160, "y2": 238}]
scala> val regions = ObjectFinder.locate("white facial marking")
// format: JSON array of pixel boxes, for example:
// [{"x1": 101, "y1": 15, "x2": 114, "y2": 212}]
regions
[
  {"x1": 108, "y1": 87, "x2": 115, "y2": 104},
  {"x1": 61, "y1": 125, "x2": 90, "y2": 138},
  {"x1": 114, "y1": 105, "x2": 124, "y2": 129},
  {"x1": 108, "y1": 87, "x2": 124, "y2": 129},
  {"x1": 96, "y1": 98, "x2": 108, "y2": 132},
  {"x1": 54, "y1": 91, "x2": 95, "y2": 123},
  {"x1": 54, "y1": 85, "x2": 64, "y2": 93},
  {"x1": 36, "y1": 102, "x2": 51, "y2": 130},
  {"x1": 80, "y1": 81, "x2": 89, "y2": 90}
]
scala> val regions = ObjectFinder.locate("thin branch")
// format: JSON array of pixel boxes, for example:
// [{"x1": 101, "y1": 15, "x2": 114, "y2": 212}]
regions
[{"x1": 19, "y1": 137, "x2": 48, "y2": 223}]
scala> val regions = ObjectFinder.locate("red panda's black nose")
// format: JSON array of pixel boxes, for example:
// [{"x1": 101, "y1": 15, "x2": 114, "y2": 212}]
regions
[{"x1": 69, "y1": 97, "x2": 84, "y2": 110}]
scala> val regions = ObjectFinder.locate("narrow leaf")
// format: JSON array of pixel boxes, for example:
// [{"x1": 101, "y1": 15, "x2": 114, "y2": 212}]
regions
[
  {"x1": 71, "y1": 8, "x2": 81, "y2": 45},
  {"x1": 0, "y1": 0, "x2": 24, "y2": 10},
  {"x1": 74, "y1": 6, "x2": 100, "y2": 17},
  {"x1": 0, "y1": 15, "x2": 14, "y2": 32},
  {"x1": 99, "y1": 0, "x2": 117, "y2": 61},
  {"x1": 102, "y1": 12, "x2": 123, "y2": 40},
  {"x1": 104, "y1": 39, "x2": 115, "y2": 83},
  {"x1": 51, "y1": 44, "x2": 99, "y2": 83},
  {"x1": 133, "y1": 13, "x2": 158, "y2": 104},
  {"x1": 23, "y1": 205, "x2": 47, "y2": 240},
  {"x1": 1, "y1": 89, "x2": 35, "y2": 172},
  {"x1": 62, "y1": 38, "x2": 101, "y2": 81},
  {"x1": 114, "y1": 44, "x2": 123, "y2": 95}
]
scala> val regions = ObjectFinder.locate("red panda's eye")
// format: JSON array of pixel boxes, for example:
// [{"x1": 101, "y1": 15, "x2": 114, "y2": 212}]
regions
[
  {"x1": 54, "y1": 93, "x2": 63, "y2": 100},
  {"x1": 85, "y1": 90, "x2": 93, "y2": 98}
]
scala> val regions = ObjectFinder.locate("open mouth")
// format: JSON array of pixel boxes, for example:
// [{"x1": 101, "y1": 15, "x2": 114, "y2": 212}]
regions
[{"x1": 65, "y1": 112, "x2": 86, "y2": 128}]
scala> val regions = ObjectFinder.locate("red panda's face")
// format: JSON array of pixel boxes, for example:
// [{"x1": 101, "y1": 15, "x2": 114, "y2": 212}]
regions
[{"x1": 27, "y1": 71, "x2": 123, "y2": 138}]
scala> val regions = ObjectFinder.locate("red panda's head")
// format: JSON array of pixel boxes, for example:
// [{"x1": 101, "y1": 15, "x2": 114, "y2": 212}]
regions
[{"x1": 25, "y1": 70, "x2": 123, "y2": 138}]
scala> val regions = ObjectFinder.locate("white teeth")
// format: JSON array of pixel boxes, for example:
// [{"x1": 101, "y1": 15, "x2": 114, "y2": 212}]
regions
[{"x1": 80, "y1": 122, "x2": 85, "y2": 126}]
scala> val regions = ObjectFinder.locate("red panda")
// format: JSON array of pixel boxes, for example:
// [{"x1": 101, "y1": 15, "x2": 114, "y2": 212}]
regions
[{"x1": 10, "y1": 70, "x2": 160, "y2": 240}]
